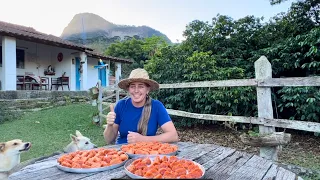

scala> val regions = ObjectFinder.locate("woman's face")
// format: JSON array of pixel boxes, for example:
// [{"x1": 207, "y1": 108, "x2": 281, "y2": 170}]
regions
[{"x1": 128, "y1": 82, "x2": 150, "y2": 107}]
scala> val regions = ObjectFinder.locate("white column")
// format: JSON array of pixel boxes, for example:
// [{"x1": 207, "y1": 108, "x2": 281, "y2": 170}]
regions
[
  {"x1": 80, "y1": 52, "x2": 88, "y2": 90},
  {"x1": 2, "y1": 36, "x2": 17, "y2": 90},
  {"x1": 70, "y1": 57, "x2": 76, "y2": 91},
  {"x1": 106, "y1": 60, "x2": 110, "y2": 86},
  {"x1": 115, "y1": 62, "x2": 122, "y2": 102},
  {"x1": 115, "y1": 62, "x2": 122, "y2": 83}
]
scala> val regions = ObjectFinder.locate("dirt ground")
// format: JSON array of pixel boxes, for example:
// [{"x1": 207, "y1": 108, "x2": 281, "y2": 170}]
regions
[{"x1": 175, "y1": 124, "x2": 320, "y2": 175}]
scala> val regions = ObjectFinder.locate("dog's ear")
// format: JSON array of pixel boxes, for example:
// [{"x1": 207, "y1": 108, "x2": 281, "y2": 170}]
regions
[
  {"x1": 75, "y1": 130, "x2": 83, "y2": 137},
  {"x1": 0, "y1": 143, "x2": 5, "y2": 152},
  {"x1": 70, "y1": 134, "x2": 79, "y2": 143}
]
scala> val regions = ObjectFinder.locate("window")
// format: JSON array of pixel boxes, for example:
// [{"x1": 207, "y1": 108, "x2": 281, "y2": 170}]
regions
[
  {"x1": 0, "y1": 46, "x2": 25, "y2": 69},
  {"x1": 16, "y1": 49, "x2": 25, "y2": 69}
]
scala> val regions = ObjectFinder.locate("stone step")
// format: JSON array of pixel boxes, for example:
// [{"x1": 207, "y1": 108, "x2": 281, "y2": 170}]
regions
[
  {"x1": 0, "y1": 90, "x2": 90, "y2": 99},
  {"x1": 0, "y1": 98, "x2": 50, "y2": 102},
  {"x1": 10, "y1": 106, "x2": 55, "y2": 112},
  {"x1": 36, "y1": 101, "x2": 51, "y2": 104},
  {"x1": 0, "y1": 98, "x2": 53, "y2": 109}
]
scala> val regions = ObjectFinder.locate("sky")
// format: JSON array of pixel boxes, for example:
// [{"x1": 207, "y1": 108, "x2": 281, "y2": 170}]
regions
[{"x1": 0, "y1": 0, "x2": 296, "y2": 43}]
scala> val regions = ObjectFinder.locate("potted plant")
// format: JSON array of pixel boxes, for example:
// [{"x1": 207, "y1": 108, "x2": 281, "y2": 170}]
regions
[
  {"x1": 91, "y1": 110, "x2": 100, "y2": 125},
  {"x1": 88, "y1": 86, "x2": 99, "y2": 106}
]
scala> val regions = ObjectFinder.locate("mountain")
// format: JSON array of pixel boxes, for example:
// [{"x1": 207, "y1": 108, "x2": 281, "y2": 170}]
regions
[{"x1": 60, "y1": 13, "x2": 172, "y2": 50}]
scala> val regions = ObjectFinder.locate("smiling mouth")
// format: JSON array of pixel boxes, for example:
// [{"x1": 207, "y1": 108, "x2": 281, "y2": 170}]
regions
[
  {"x1": 132, "y1": 95, "x2": 142, "y2": 98},
  {"x1": 19, "y1": 143, "x2": 31, "y2": 152}
]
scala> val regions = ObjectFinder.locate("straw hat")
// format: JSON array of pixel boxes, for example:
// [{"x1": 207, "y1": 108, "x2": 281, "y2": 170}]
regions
[{"x1": 118, "y1": 68, "x2": 159, "y2": 91}]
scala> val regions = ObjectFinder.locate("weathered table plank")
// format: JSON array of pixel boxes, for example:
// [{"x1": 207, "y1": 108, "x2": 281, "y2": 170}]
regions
[
  {"x1": 42, "y1": 172, "x2": 95, "y2": 180},
  {"x1": 195, "y1": 146, "x2": 236, "y2": 170},
  {"x1": 172, "y1": 141, "x2": 197, "y2": 149},
  {"x1": 177, "y1": 143, "x2": 219, "y2": 160},
  {"x1": 9, "y1": 159, "x2": 57, "y2": 176},
  {"x1": 80, "y1": 166, "x2": 126, "y2": 180},
  {"x1": 8, "y1": 142, "x2": 300, "y2": 180},
  {"x1": 226, "y1": 155, "x2": 273, "y2": 180},
  {"x1": 204, "y1": 151, "x2": 253, "y2": 180},
  {"x1": 10, "y1": 166, "x2": 65, "y2": 180},
  {"x1": 275, "y1": 167, "x2": 297, "y2": 180},
  {"x1": 262, "y1": 164, "x2": 278, "y2": 180}
]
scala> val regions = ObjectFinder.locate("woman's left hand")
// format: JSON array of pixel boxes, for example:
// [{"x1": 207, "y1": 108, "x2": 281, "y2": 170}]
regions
[{"x1": 127, "y1": 131, "x2": 145, "y2": 144}]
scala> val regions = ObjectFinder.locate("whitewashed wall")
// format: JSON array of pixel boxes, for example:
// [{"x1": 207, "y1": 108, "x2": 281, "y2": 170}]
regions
[
  {"x1": 0, "y1": 36, "x2": 82, "y2": 90},
  {"x1": 87, "y1": 57, "x2": 99, "y2": 89},
  {"x1": 16, "y1": 39, "x2": 75, "y2": 78},
  {"x1": 0, "y1": 36, "x2": 113, "y2": 91}
]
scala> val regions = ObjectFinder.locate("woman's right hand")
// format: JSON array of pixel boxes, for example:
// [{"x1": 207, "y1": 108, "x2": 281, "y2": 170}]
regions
[{"x1": 106, "y1": 104, "x2": 116, "y2": 125}]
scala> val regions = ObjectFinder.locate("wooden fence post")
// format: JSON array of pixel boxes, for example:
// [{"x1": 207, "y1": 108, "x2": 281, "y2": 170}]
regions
[{"x1": 254, "y1": 56, "x2": 278, "y2": 161}]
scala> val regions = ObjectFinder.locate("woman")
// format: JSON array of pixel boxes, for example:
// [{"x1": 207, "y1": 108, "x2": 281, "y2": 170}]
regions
[{"x1": 103, "y1": 68, "x2": 179, "y2": 144}]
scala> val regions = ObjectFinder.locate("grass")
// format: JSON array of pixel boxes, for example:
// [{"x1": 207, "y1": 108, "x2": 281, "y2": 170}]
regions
[
  {"x1": 0, "y1": 103, "x2": 109, "y2": 162},
  {"x1": 283, "y1": 153, "x2": 320, "y2": 180},
  {"x1": 286, "y1": 153, "x2": 320, "y2": 171},
  {"x1": 302, "y1": 174, "x2": 320, "y2": 180}
]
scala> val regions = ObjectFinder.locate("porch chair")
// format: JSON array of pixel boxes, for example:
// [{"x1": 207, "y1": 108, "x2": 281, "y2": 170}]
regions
[
  {"x1": 32, "y1": 77, "x2": 49, "y2": 90},
  {"x1": 23, "y1": 72, "x2": 39, "y2": 90},
  {"x1": 60, "y1": 77, "x2": 70, "y2": 91},
  {"x1": 50, "y1": 77, "x2": 70, "y2": 91},
  {"x1": 16, "y1": 75, "x2": 25, "y2": 90},
  {"x1": 50, "y1": 78, "x2": 62, "y2": 90}
]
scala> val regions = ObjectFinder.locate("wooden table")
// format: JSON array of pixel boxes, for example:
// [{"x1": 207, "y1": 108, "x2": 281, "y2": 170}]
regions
[{"x1": 8, "y1": 142, "x2": 302, "y2": 180}]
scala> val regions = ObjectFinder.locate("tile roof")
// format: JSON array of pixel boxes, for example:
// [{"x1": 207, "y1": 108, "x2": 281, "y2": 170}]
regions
[
  {"x1": 0, "y1": 20, "x2": 92, "y2": 51},
  {"x1": 86, "y1": 50, "x2": 133, "y2": 64},
  {"x1": 0, "y1": 20, "x2": 133, "y2": 64}
]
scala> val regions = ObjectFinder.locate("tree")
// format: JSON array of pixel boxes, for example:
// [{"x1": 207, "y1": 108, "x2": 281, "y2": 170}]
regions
[
  {"x1": 146, "y1": 0, "x2": 320, "y2": 126},
  {"x1": 105, "y1": 36, "x2": 168, "y2": 77},
  {"x1": 270, "y1": 0, "x2": 289, "y2": 5}
]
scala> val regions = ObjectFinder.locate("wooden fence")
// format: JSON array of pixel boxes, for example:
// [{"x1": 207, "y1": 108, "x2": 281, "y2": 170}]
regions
[{"x1": 98, "y1": 56, "x2": 320, "y2": 161}]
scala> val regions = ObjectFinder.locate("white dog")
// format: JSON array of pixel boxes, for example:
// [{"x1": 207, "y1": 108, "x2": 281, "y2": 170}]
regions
[
  {"x1": 63, "y1": 130, "x2": 97, "y2": 153},
  {"x1": 0, "y1": 139, "x2": 31, "y2": 180}
]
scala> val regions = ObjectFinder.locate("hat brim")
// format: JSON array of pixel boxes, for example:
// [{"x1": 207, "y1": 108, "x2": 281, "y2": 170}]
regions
[{"x1": 118, "y1": 78, "x2": 159, "y2": 91}]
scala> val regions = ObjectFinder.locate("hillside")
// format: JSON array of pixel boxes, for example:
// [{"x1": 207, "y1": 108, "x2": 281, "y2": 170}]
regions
[{"x1": 60, "y1": 13, "x2": 171, "y2": 52}]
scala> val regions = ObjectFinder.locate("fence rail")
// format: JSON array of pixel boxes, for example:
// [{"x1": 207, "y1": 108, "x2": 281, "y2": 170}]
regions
[
  {"x1": 160, "y1": 76, "x2": 320, "y2": 89},
  {"x1": 166, "y1": 109, "x2": 320, "y2": 133}
]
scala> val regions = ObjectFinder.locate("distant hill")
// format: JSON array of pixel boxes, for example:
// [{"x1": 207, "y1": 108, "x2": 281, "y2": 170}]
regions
[{"x1": 60, "y1": 13, "x2": 171, "y2": 52}]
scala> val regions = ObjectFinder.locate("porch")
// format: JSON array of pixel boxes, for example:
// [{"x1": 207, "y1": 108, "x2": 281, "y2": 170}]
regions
[
  {"x1": 0, "y1": 20, "x2": 132, "y2": 91},
  {"x1": 16, "y1": 74, "x2": 69, "y2": 91}
]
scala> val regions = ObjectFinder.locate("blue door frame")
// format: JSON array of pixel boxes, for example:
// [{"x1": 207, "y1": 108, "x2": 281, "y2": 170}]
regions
[{"x1": 75, "y1": 57, "x2": 81, "y2": 90}]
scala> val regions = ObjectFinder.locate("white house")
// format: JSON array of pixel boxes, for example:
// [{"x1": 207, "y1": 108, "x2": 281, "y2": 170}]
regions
[{"x1": 0, "y1": 20, "x2": 133, "y2": 91}]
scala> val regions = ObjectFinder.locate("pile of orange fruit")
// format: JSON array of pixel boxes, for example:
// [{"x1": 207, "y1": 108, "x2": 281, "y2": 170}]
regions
[
  {"x1": 126, "y1": 155, "x2": 203, "y2": 179},
  {"x1": 57, "y1": 148, "x2": 128, "y2": 168},
  {"x1": 121, "y1": 141, "x2": 178, "y2": 155}
]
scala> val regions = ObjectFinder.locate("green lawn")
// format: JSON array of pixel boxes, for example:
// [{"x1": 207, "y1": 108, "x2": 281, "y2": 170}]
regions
[{"x1": 0, "y1": 103, "x2": 109, "y2": 162}]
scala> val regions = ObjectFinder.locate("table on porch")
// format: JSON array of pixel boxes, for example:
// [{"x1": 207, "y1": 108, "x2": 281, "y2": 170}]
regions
[
  {"x1": 16, "y1": 75, "x2": 49, "y2": 90},
  {"x1": 8, "y1": 142, "x2": 301, "y2": 180}
]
